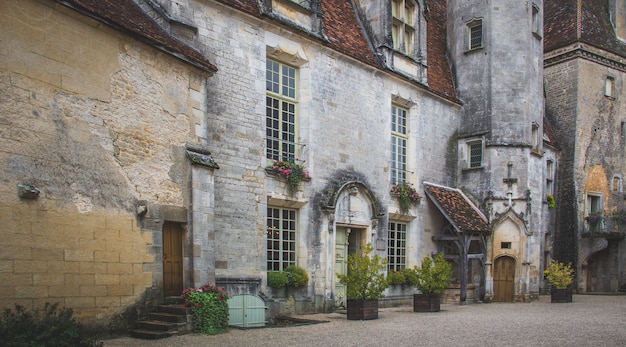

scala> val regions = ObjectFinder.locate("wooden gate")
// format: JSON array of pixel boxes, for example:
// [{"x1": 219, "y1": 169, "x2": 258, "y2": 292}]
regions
[
  {"x1": 493, "y1": 256, "x2": 515, "y2": 302},
  {"x1": 163, "y1": 222, "x2": 183, "y2": 297}
]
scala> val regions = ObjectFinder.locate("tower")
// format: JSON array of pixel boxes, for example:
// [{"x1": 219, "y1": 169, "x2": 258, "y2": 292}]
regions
[{"x1": 447, "y1": 0, "x2": 547, "y2": 301}]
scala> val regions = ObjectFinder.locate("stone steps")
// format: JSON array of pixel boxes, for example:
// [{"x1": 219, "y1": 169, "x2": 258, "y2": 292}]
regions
[{"x1": 129, "y1": 303, "x2": 192, "y2": 340}]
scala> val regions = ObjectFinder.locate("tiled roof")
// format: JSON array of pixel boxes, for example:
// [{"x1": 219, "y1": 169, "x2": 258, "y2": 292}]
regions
[
  {"x1": 220, "y1": 0, "x2": 457, "y2": 102},
  {"x1": 423, "y1": 182, "x2": 490, "y2": 233},
  {"x1": 545, "y1": 0, "x2": 626, "y2": 58},
  {"x1": 425, "y1": 0, "x2": 457, "y2": 100},
  {"x1": 56, "y1": 0, "x2": 217, "y2": 73},
  {"x1": 320, "y1": 0, "x2": 379, "y2": 67}
]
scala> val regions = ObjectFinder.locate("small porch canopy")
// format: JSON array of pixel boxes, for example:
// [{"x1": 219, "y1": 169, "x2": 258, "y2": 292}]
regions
[{"x1": 423, "y1": 182, "x2": 491, "y2": 304}]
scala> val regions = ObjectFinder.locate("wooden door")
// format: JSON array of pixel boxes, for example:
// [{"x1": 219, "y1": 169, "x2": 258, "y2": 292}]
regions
[
  {"x1": 163, "y1": 222, "x2": 183, "y2": 297},
  {"x1": 334, "y1": 227, "x2": 349, "y2": 309},
  {"x1": 493, "y1": 256, "x2": 515, "y2": 302}
]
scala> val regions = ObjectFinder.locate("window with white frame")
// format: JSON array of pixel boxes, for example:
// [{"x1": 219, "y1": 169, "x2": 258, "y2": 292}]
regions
[
  {"x1": 267, "y1": 207, "x2": 297, "y2": 271},
  {"x1": 468, "y1": 140, "x2": 483, "y2": 168},
  {"x1": 546, "y1": 159, "x2": 554, "y2": 195},
  {"x1": 391, "y1": 105, "x2": 408, "y2": 184},
  {"x1": 605, "y1": 76, "x2": 615, "y2": 98},
  {"x1": 387, "y1": 222, "x2": 407, "y2": 271},
  {"x1": 392, "y1": 0, "x2": 416, "y2": 56},
  {"x1": 467, "y1": 19, "x2": 483, "y2": 50},
  {"x1": 266, "y1": 59, "x2": 298, "y2": 162},
  {"x1": 585, "y1": 193, "x2": 603, "y2": 216}
]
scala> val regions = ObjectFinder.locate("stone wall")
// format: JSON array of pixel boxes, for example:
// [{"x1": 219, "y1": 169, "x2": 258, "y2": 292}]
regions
[{"x1": 0, "y1": 0, "x2": 208, "y2": 326}]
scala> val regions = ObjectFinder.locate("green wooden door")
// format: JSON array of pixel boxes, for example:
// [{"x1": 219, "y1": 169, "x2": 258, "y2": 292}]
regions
[{"x1": 335, "y1": 227, "x2": 349, "y2": 309}]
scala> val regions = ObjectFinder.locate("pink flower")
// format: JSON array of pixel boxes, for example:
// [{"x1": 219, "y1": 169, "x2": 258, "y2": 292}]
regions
[{"x1": 194, "y1": 303, "x2": 200, "y2": 307}]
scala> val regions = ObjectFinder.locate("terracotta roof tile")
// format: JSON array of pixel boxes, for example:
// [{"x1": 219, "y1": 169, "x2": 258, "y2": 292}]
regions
[
  {"x1": 425, "y1": 0, "x2": 457, "y2": 101},
  {"x1": 545, "y1": 0, "x2": 626, "y2": 57},
  {"x1": 424, "y1": 182, "x2": 490, "y2": 233},
  {"x1": 56, "y1": 0, "x2": 217, "y2": 73}
]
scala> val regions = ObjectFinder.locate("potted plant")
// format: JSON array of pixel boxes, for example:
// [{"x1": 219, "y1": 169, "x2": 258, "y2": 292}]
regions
[
  {"x1": 269, "y1": 160, "x2": 310, "y2": 193},
  {"x1": 406, "y1": 253, "x2": 452, "y2": 312},
  {"x1": 337, "y1": 244, "x2": 389, "y2": 320},
  {"x1": 390, "y1": 182, "x2": 421, "y2": 213},
  {"x1": 543, "y1": 260, "x2": 573, "y2": 303}
]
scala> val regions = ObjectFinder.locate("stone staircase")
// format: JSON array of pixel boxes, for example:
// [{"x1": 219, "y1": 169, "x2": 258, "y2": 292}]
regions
[{"x1": 129, "y1": 299, "x2": 192, "y2": 340}]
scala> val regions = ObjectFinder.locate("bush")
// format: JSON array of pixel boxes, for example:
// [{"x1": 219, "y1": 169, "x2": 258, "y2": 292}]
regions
[
  {"x1": 337, "y1": 244, "x2": 389, "y2": 300},
  {"x1": 182, "y1": 284, "x2": 229, "y2": 335},
  {"x1": 544, "y1": 260, "x2": 573, "y2": 289},
  {"x1": 267, "y1": 271, "x2": 289, "y2": 288},
  {"x1": 0, "y1": 302, "x2": 99, "y2": 347},
  {"x1": 387, "y1": 269, "x2": 407, "y2": 285},
  {"x1": 284, "y1": 266, "x2": 309, "y2": 287},
  {"x1": 406, "y1": 253, "x2": 452, "y2": 295}
]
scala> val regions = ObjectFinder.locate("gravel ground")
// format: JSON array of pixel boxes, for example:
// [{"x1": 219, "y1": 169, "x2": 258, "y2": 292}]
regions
[{"x1": 104, "y1": 295, "x2": 626, "y2": 347}]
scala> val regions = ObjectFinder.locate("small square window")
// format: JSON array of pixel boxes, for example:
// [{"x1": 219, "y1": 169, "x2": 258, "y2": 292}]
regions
[{"x1": 501, "y1": 242, "x2": 512, "y2": 249}]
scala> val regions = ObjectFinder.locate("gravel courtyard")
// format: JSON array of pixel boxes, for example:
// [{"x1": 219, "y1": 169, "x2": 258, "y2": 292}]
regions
[{"x1": 104, "y1": 295, "x2": 626, "y2": 347}]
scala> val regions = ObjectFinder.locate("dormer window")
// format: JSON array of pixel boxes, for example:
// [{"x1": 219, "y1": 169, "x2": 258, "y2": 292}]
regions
[{"x1": 392, "y1": 0, "x2": 416, "y2": 56}]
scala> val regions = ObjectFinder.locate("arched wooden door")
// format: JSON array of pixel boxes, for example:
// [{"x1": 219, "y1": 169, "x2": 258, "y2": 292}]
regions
[{"x1": 493, "y1": 256, "x2": 515, "y2": 302}]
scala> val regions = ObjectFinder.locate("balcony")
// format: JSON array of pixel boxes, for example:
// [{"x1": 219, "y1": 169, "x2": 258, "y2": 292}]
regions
[{"x1": 581, "y1": 216, "x2": 626, "y2": 239}]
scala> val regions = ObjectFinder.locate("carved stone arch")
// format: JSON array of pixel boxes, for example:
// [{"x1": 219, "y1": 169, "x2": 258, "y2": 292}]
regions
[{"x1": 321, "y1": 181, "x2": 383, "y2": 218}]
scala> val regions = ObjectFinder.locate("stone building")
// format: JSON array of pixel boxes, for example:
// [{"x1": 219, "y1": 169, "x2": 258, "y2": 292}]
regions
[
  {"x1": 544, "y1": 0, "x2": 626, "y2": 293},
  {"x1": 1, "y1": 0, "x2": 622, "y2": 332}
]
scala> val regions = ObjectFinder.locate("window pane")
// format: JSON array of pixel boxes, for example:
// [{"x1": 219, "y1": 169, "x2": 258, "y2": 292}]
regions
[
  {"x1": 470, "y1": 22, "x2": 483, "y2": 49},
  {"x1": 267, "y1": 207, "x2": 298, "y2": 271},
  {"x1": 266, "y1": 59, "x2": 298, "y2": 160},
  {"x1": 469, "y1": 142, "x2": 482, "y2": 168},
  {"x1": 388, "y1": 222, "x2": 407, "y2": 271}
]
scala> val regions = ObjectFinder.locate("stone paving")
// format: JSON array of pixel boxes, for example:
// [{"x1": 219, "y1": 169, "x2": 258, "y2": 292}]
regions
[{"x1": 103, "y1": 295, "x2": 626, "y2": 347}]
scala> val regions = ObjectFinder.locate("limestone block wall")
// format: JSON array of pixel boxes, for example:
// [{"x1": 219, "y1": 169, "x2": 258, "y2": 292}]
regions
[{"x1": 0, "y1": 0, "x2": 208, "y2": 326}]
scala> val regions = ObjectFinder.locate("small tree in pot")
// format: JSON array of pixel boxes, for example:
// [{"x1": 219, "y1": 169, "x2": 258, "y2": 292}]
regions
[
  {"x1": 337, "y1": 244, "x2": 389, "y2": 320},
  {"x1": 544, "y1": 260, "x2": 573, "y2": 303},
  {"x1": 406, "y1": 253, "x2": 452, "y2": 312}
]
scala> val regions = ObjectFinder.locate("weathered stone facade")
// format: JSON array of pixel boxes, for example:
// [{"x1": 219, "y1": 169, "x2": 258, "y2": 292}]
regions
[
  {"x1": 7, "y1": 0, "x2": 625, "y2": 332},
  {"x1": 544, "y1": 0, "x2": 626, "y2": 293},
  {"x1": 0, "y1": 0, "x2": 215, "y2": 328}
]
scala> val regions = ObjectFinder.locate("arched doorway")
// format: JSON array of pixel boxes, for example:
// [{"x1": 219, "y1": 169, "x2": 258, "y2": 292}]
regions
[{"x1": 493, "y1": 256, "x2": 515, "y2": 302}]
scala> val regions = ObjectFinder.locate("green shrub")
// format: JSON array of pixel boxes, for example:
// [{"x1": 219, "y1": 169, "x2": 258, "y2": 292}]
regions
[
  {"x1": 182, "y1": 284, "x2": 229, "y2": 335},
  {"x1": 284, "y1": 266, "x2": 309, "y2": 288},
  {"x1": 387, "y1": 269, "x2": 407, "y2": 285},
  {"x1": 267, "y1": 271, "x2": 289, "y2": 288},
  {"x1": 337, "y1": 244, "x2": 390, "y2": 299},
  {"x1": 543, "y1": 260, "x2": 573, "y2": 289},
  {"x1": 406, "y1": 253, "x2": 452, "y2": 295},
  {"x1": 0, "y1": 302, "x2": 99, "y2": 347}
]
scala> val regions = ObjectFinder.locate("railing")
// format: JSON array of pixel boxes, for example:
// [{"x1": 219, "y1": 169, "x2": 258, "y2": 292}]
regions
[{"x1": 583, "y1": 217, "x2": 626, "y2": 238}]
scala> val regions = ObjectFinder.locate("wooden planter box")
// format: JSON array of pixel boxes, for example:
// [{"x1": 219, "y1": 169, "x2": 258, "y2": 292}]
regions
[
  {"x1": 550, "y1": 288, "x2": 573, "y2": 303},
  {"x1": 346, "y1": 299, "x2": 378, "y2": 320},
  {"x1": 413, "y1": 294, "x2": 441, "y2": 312}
]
